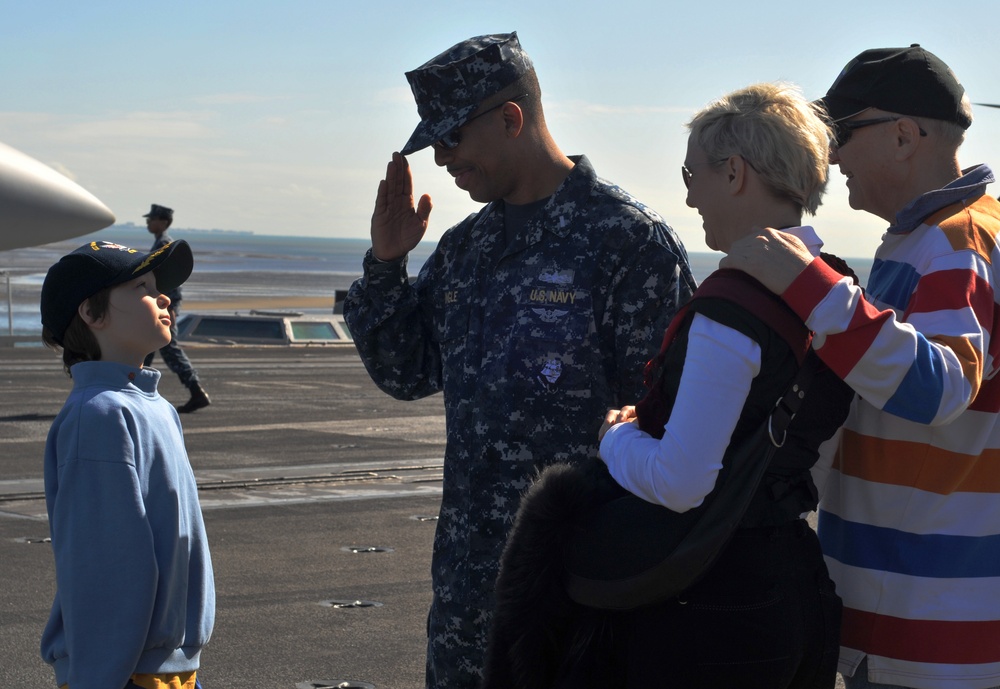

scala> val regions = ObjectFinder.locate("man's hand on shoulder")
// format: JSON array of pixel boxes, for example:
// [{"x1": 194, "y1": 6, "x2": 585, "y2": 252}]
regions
[{"x1": 720, "y1": 228, "x2": 814, "y2": 295}]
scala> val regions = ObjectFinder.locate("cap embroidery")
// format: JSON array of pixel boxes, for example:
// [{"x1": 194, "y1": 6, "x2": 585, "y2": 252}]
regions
[
  {"x1": 91, "y1": 241, "x2": 136, "y2": 253},
  {"x1": 132, "y1": 243, "x2": 170, "y2": 274}
]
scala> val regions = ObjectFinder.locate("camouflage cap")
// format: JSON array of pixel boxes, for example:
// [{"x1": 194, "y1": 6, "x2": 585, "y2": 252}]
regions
[{"x1": 400, "y1": 32, "x2": 534, "y2": 155}]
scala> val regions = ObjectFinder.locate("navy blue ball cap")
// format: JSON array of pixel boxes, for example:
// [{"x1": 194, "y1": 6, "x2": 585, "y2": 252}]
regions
[
  {"x1": 41, "y1": 239, "x2": 193, "y2": 344},
  {"x1": 400, "y1": 32, "x2": 534, "y2": 155},
  {"x1": 818, "y1": 45, "x2": 971, "y2": 129}
]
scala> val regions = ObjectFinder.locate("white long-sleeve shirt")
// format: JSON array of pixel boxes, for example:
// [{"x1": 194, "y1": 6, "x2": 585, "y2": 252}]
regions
[{"x1": 600, "y1": 226, "x2": 826, "y2": 512}]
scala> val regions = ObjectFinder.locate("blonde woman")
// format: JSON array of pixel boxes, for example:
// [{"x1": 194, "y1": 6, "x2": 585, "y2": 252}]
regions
[{"x1": 485, "y1": 83, "x2": 856, "y2": 689}]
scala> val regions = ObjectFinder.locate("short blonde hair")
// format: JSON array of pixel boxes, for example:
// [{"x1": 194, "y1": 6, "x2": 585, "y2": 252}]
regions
[{"x1": 687, "y1": 82, "x2": 831, "y2": 214}]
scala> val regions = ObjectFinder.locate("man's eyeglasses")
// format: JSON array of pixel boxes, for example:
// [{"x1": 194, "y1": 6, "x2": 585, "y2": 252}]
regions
[
  {"x1": 434, "y1": 94, "x2": 528, "y2": 150},
  {"x1": 832, "y1": 117, "x2": 928, "y2": 149}
]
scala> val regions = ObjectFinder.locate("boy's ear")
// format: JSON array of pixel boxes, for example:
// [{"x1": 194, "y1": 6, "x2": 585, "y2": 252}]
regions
[{"x1": 77, "y1": 301, "x2": 106, "y2": 329}]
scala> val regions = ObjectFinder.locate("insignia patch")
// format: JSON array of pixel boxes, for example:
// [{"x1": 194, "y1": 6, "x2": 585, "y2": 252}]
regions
[
  {"x1": 537, "y1": 359, "x2": 562, "y2": 389},
  {"x1": 531, "y1": 307, "x2": 568, "y2": 323},
  {"x1": 528, "y1": 288, "x2": 577, "y2": 305},
  {"x1": 538, "y1": 269, "x2": 574, "y2": 285}
]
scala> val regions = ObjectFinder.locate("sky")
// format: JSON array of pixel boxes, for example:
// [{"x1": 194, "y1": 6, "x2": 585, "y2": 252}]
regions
[{"x1": 2, "y1": 1, "x2": 999, "y2": 261}]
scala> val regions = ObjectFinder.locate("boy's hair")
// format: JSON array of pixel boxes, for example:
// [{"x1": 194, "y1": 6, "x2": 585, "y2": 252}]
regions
[
  {"x1": 42, "y1": 288, "x2": 111, "y2": 376},
  {"x1": 687, "y1": 82, "x2": 831, "y2": 215}
]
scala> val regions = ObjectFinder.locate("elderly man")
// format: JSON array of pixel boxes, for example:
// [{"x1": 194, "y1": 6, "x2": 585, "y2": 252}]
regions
[
  {"x1": 723, "y1": 46, "x2": 1000, "y2": 689},
  {"x1": 344, "y1": 32, "x2": 695, "y2": 689}
]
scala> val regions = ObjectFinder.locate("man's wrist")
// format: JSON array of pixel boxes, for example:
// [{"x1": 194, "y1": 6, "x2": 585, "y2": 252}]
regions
[
  {"x1": 782, "y1": 256, "x2": 842, "y2": 322},
  {"x1": 365, "y1": 248, "x2": 407, "y2": 275},
  {"x1": 368, "y1": 248, "x2": 405, "y2": 264}
]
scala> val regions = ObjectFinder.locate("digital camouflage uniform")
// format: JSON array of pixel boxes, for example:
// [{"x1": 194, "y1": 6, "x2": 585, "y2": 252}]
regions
[{"x1": 345, "y1": 154, "x2": 696, "y2": 688}]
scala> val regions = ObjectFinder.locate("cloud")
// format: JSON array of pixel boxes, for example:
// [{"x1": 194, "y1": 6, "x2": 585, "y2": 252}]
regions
[
  {"x1": 0, "y1": 112, "x2": 59, "y2": 129},
  {"x1": 0, "y1": 111, "x2": 216, "y2": 144},
  {"x1": 548, "y1": 99, "x2": 696, "y2": 118},
  {"x1": 47, "y1": 161, "x2": 78, "y2": 181},
  {"x1": 375, "y1": 86, "x2": 417, "y2": 106},
  {"x1": 192, "y1": 93, "x2": 284, "y2": 106},
  {"x1": 58, "y1": 112, "x2": 216, "y2": 141}
]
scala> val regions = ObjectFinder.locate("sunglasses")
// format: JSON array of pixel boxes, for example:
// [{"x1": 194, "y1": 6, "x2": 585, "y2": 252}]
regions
[
  {"x1": 832, "y1": 116, "x2": 928, "y2": 149},
  {"x1": 681, "y1": 156, "x2": 758, "y2": 189},
  {"x1": 681, "y1": 165, "x2": 694, "y2": 189},
  {"x1": 434, "y1": 94, "x2": 528, "y2": 150}
]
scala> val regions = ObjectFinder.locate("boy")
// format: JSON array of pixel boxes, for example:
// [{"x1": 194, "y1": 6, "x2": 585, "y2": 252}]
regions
[{"x1": 39, "y1": 239, "x2": 215, "y2": 689}]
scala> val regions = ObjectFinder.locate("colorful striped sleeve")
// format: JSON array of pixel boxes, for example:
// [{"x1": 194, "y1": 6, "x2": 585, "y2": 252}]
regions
[{"x1": 784, "y1": 245, "x2": 994, "y2": 427}]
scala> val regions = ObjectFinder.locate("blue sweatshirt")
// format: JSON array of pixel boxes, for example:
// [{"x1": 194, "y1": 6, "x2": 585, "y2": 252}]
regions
[{"x1": 41, "y1": 361, "x2": 215, "y2": 689}]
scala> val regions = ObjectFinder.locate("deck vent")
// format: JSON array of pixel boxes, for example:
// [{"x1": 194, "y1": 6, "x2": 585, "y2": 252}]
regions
[
  {"x1": 320, "y1": 599, "x2": 384, "y2": 609},
  {"x1": 340, "y1": 545, "x2": 394, "y2": 554}
]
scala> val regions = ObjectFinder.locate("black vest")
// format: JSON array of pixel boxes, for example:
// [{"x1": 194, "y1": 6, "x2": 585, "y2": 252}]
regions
[{"x1": 638, "y1": 269, "x2": 854, "y2": 526}]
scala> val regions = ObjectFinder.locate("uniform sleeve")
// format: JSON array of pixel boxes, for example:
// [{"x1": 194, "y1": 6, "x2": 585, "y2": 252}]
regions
[
  {"x1": 342, "y1": 249, "x2": 444, "y2": 401},
  {"x1": 600, "y1": 314, "x2": 761, "y2": 511},
  {"x1": 784, "y1": 253, "x2": 990, "y2": 425},
  {"x1": 49, "y1": 416, "x2": 158, "y2": 689},
  {"x1": 602, "y1": 227, "x2": 697, "y2": 405}
]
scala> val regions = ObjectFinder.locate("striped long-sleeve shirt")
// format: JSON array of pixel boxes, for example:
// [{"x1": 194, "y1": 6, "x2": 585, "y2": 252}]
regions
[{"x1": 783, "y1": 164, "x2": 1000, "y2": 689}]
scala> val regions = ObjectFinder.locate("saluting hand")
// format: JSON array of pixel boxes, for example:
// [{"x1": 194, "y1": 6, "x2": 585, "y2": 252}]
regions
[{"x1": 370, "y1": 152, "x2": 434, "y2": 262}]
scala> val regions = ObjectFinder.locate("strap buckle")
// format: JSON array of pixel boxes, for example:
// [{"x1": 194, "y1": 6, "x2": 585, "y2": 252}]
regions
[{"x1": 768, "y1": 383, "x2": 805, "y2": 448}]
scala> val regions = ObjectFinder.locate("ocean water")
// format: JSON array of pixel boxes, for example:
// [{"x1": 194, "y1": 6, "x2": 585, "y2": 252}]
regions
[{"x1": 0, "y1": 227, "x2": 871, "y2": 336}]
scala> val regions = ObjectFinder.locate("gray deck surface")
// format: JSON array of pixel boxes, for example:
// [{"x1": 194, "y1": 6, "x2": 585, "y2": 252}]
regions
[
  {"x1": 1, "y1": 345, "x2": 444, "y2": 689},
  {"x1": 0, "y1": 345, "x2": 846, "y2": 689}
]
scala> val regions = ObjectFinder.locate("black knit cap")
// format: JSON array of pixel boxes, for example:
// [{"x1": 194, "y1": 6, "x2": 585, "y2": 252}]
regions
[
  {"x1": 40, "y1": 240, "x2": 193, "y2": 345},
  {"x1": 818, "y1": 44, "x2": 971, "y2": 128}
]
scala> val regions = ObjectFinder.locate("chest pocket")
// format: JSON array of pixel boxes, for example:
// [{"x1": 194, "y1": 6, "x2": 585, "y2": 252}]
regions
[
  {"x1": 431, "y1": 287, "x2": 471, "y2": 344},
  {"x1": 509, "y1": 286, "x2": 595, "y2": 393},
  {"x1": 516, "y1": 288, "x2": 591, "y2": 341}
]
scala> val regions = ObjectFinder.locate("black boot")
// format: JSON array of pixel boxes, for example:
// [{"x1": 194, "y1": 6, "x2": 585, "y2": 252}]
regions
[{"x1": 177, "y1": 383, "x2": 211, "y2": 413}]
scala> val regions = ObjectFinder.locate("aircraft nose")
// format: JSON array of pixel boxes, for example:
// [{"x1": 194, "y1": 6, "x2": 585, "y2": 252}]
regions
[{"x1": 0, "y1": 140, "x2": 116, "y2": 251}]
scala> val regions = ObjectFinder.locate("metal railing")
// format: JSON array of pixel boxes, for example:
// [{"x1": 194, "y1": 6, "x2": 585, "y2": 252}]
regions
[
  {"x1": 0, "y1": 269, "x2": 39, "y2": 347},
  {"x1": 1, "y1": 270, "x2": 10, "y2": 336}
]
